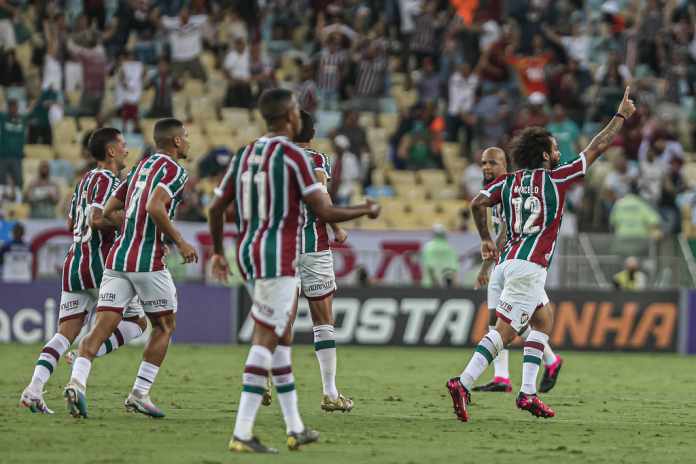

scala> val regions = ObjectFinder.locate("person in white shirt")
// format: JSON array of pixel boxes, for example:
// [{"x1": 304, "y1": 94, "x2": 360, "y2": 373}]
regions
[
  {"x1": 446, "y1": 62, "x2": 479, "y2": 158},
  {"x1": 223, "y1": 36, "x2": 253, "y2": 109},
  {"x1": 161, "y1": 7, "x2": 208, "y2": 82},
  {"x1": 114, "y1": 49, "x2": 145, "y2": 131}
]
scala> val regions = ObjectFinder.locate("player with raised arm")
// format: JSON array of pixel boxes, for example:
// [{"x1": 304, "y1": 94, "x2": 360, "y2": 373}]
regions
[
  {"x1": 294, "y1": 110, "x2": 353, "y2": 412},
  {"x1": 64, "y1": 118, "x2": 198, "y2": 419},
  {"x1": 19, "y1": 128, "x2": 147, "y2": 414},
  {"x1": 473, "y1": 147, "x2": 563, "y2": 394},
  {"x1": 207, "y1": 88, "x2": 380, "y2": 453},
  {"x1": 447, "y1": 87, "x2": 635, "y2": 421}
]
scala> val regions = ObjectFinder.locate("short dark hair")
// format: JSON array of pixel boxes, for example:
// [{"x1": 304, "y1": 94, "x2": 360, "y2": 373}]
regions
[
  {"x1": 509, "y1": 127, "x2": 553, "y2": 170},
  {"x1": 88, "y1": 127, "x2": 122, "y2": 161},
  {"x1": 258, "y1": 88, "x2": 294, "y2": 125},
  {"x1": 295, "y1": 110, "x2": 315, "y2": 143},
  {"x1": 154, "y1": 118, "x2": 184, "y2": 148}
]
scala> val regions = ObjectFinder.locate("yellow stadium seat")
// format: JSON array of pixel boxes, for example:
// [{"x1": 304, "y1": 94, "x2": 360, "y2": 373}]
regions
[
  {"x1": 683, "y1": 162, "x2": 696, "y2": 188},
  {"x1": 204, "y1": 119, "x2": 235, "y2": 137},
  {"x1": 221, "y1": 108, "x2": 251, "y2": 127},
  {"x1": 53, "y1": 119, "x2": 78, "y2": 145},
  {"x1": 312, "y1": 138, "x2": 332, "y2": 155},
  {"x1": 419, "y1": 169, "x2": 447, "y2": 186},
  {"x1": 54, "y1": 143, "x2": 82, "y2": 161},
  {"x1": 183, "y1": 80, "x2": 205, "y2": 98},
  {"x1": 387, "y1": 170, "x2": 416, "y2": 185},
  {"x1": 380, "y1": 113, "x2": 399, "y2": 133},
  {"x1": 3, "y1": 202, "x2": 30, "y2": 220},
  {"x1": 24, "y1": 144, "x2": 54, "y2": 160}
]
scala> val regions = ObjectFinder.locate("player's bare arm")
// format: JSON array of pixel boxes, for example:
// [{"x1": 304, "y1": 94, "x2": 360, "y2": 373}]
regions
[
  {"x1": 583, "y1": 86, "x2": 636, "y2": 166},
  {"x1": 470, "y1": 194, "x2": 498, "y2": 260},
  {"x1": 476, "y1": 222, "x2": 507, "y2": 288},
  {"x1": 315, "y1": 169, "x2": 348, "y2": 243},
  {"x1": 207, "y1": 193, "x2": 231, "y2": 283},
  {"x1": 304, "y1": 191, "x2": 381, "y2": 224},
  {"x1": 147, "y1": 186, "x2": 198, "y2": 264}
]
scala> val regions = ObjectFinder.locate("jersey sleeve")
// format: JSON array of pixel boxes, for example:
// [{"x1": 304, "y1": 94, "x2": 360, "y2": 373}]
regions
[
  {"x1": 285, "y1": 143, "x2": 322, "y2": 196},
  {"x1": 113, "y1": 180, "x2": 128, "y2": 203},
  {"x1": 479, "y1": 174, "x2": 507, "y2": 205},
  {"x1": 158, "y1": 161, "x2": 188, "y2": 198},
  {"x1": 90, "y1": 174, "x2": 118, "y2": 209},
  {"x1": 312, "y1": 152, "x2": 332, "y2": 179},
  {"x1": 68, "y1": 183, "x2": 79, "y2": 220},
  {"x1": 550, "y1": 152, "x2": 587, "y2": 191},
  {"x1": 214, "y1": 147, "x2": 244, "y2": 202}
]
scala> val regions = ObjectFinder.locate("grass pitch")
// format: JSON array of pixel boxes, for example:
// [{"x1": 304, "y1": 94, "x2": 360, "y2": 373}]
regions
[{"x1": 2, "y1": 344, "x2": 695, "y2": 464}]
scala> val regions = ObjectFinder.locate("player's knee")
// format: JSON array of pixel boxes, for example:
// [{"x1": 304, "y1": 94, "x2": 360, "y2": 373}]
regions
[
  {"x1": 136, "y1": 316, "x2": 148, "y2": 332},
  {"x1": 487, "y1": 310, "x2": 497, "y2": 326}
]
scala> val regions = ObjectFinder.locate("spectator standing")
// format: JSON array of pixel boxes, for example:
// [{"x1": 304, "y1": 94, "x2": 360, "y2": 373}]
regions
[
  {"x1": 350, "y1": 40, "x2": 388, "y2": 118},
  {"x1": 27, "y1": 86, "x2": 59, "y2": 144},
  {"x1": 610, "y1": 183, "x2": 662, "y2": 256},
  {"x1": 603, "y1": 154, "x2": 639, "y2": 205},
  {"x1": 223, "y1": 37, "x2": 253, "y2": 110},
  {"x1": 613, "y1": 257, "x2": 647, "y2": 291},
  {"x1": 161, "y1": 7, "x2": 208, "y2": 82},
  {"x1": 546, "y1": 104, "x2": 580, "y2": 165},
  {"x1": 113, "y1": 49, "x2": 144, "y2": 132},
  {"x1": 24, "y1": 160, "x2": 59, "y2": 219},
  {"x1": 329, "y1": 135, "x2": 361, "y2": 205},
  {"x1": 446, "y1": 62, "x2": 479, "y2": 157},
  {"x1": 473, "y1": 88, "x2": 510, "y2": 149},
  {"x1": 296, "y1": 62, "x2": 319, "y2": 114},
  {"x1": 146, "y1": 57, "x2": 180, "y2": 118},
  {"x1": 0, "y1": 99, "x2": 27, "y2": 188},
  {"x1": 0, "y1": 222, "x2": 32, "y2": 283},
  {"x1": 0, "y1": 172, "x2": 22, "y2": 204},
  {"x1": 315, "y1": 34, "x2": 347, "y2": 110},
  {"x1": 415, "y1": 57, "x2": 440, "y2": 105},
  {"x1": 506, "y1": 33, "x2": 553, "y2": 97},
  {"x1": 0, "y1": 1, "x2": 18, "y2": 50},
  {"x1": 421, "y1": 224, "x2": 459, "y2": 288},
  {"x1": 67, "y1": 33, "x2": 107, "y2": 121},
  {"x1": 0, "y1": 49, "x2": 25, "y2": 90}
]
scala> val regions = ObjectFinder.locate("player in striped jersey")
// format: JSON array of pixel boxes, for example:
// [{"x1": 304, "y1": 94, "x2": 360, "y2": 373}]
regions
[
  {"x1": 472, "y1": 147, "x2": 562, "y2": 394},
  {"x1": 294, "y1": 110, "x2": 353, "y2": 412},
  {"x1": 19, "y1": 128, "x2": 147, "y2": 414},
  {"x1": 448, "y1": 87, "x2": 635, "y2": 422},
  {"x1": 65, "y1": 118, "x2": 198, "y2": 419},
  {"x1": 208, "y1": 88, "x2": 380, "y2": 453}
]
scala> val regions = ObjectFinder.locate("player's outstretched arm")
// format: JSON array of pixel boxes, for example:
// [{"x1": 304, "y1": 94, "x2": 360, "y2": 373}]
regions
[
  {"x1": 147, "y1": 186, "x2": 198, "y2": 264},
  {"x1": 471, "y1": 193, "x2": 498, "y2": 260},
  {"x1": 304, "y1": 190, "x2": 380, "y2": 224},
  {"x1": 582, "y1": 86, "x2": 636, "y2": 167},
  {"x1": 315, "y1": 170, "x2": 348, "y2": 242}
]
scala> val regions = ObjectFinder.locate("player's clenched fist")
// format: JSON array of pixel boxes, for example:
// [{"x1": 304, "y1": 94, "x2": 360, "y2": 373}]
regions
[
  {"x1": 617, "y1": 86, "x2": 636, "y2": 119},
  {"x1": 366, "y1": 198, "x2": 381, "y2": 219},
  {"x1": 480, "y1": 239, "x2": 498, "y2": 261},
  {"x1": 177, "y1": 240, "x2": 199, "y2": 264},
  {"x1": 210, "y1": 253, "x2": 230, "y2": 283}
]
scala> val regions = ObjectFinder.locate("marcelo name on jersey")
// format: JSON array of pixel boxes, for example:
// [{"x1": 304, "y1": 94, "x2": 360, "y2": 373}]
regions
[{"x1": 481, "y1": 153, "x2": 586, "y2": 268}]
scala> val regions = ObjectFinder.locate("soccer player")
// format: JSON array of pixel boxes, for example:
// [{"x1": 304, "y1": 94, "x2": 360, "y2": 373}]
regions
[
  {"x1": 64, "y1": 118, "x2": 198, "y2": 419},
  {"x1": 208, "y1": 88, "x2": 380, "y2": 453},
  {"x1": 473, "y1": 147, "x2": 563, "y2": 393},
  {"x1": 294, "y1": 109, "x2": 352, "y2": 412},
  {"x1": 19, "y1": 128, "x2": 146, "y2": 414},
  {"x1": 447, "y1": 87, "x2": 635, "y2": 421}
]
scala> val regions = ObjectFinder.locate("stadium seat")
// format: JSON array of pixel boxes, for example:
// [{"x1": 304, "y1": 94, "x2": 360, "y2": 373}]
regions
[
  {"x1": 2, "y1": 202, "x2": 29, "y2": 220},
  {"x1": 204, "y1": 119, "x2": 234, "y2": 137},
  {"x1": 24, "y1": 144, "x2": 54, "y2": 161},
  {"x1": 221, "y1": 108, "x2": 251, "y2": 128},
  {"x1": 190, "y1": 96, "x2": 217, "y2": 122},
  {"x1": 682, "y1": 162, "x2": 696, "y2": 188},
  {"x1": 312, "y1": 138, "x2": 333, "y2": 155},
  {"x1": 54, "y1": 143, "x2": 82, "y2": 162},
  {"x1": 419, "y1": 169, "x2": 448, "y2": 187},
  {"x1": 387, "y1": 170, "x2": 416, "y2": 186},
  {"x1": 183, "y1": 80, "x2": 205, "y2": 98},
  {"x1": 52, "y1": 119, "x2": 78, "y2": 145}
]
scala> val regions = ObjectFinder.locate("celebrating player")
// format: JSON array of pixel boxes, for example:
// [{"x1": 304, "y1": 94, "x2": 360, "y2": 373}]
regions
[
  {"x1": 64, "y1": 118, "x2": 198, "y2": 419},
  {"x1": 19, "y1": 128, "x2": 146, "y2": 414},
  {"x1": 447, "y1": 87, "x2": 636, "y2": 421},
  {"x1": 293, "y1": 110, "x2": 353, "y2": 412},
  {"x1": 208, "y1": 88, "x2": 380, "y2": 453},
  {"x1": 473, "y1": 147, "x2": 563, "y2": 393}
]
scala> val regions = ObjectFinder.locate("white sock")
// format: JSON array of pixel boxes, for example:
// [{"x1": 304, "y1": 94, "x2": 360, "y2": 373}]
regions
[
  {"x1": 71, "y1": 357, "x2": 92, "y2": 389},
  {"x1": 489, "y1": 325, "x2": 509, "y2": 379},
  {"x1": 543, "y1": 343, "x2": 557, "y2": 365},
  {"x1": 313, "y1": 325, "x2": 338, "y2": 399},
  {"x1": 520, "y1": 325, "x2": 532, "y2": 339},
  {"x1": 132, "y1": 361, "x2": 159, "y2": 396},
  {"x1": 460, "y1": 329, "x2": 503, "y2": 390},
  {"x1": 521, "y1": 330, "x2": 549, "y2": 395},
  {"x1": 97, "y1": 320, "x2": 144, "y2": 357},
  {"x1": 272, "y1": 345, "x2": 304, "y2": 434},
  {"x1": 30, "y1": 333, "x2": 70, "y2": 391},
  {"x1": 234, "y1": 345, "x2": 272, "y2": 441}
]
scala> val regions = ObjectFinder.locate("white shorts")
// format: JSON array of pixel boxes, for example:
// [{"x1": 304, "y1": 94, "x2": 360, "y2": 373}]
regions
[
  {"x1": 98, "y1": 269, "x2": 178, "y2": 316},
  {"x1": 298, "y1": 250, "x2": 337, "y2": 300},
  {"x1": 59, "y1": 288, "x2": 143, "y2": 322},
  {"x1": 487, "y1": 259, "x2": 548, "y2": 332},
  {"x1": 248, "y1": 276, "x2": 299, "y2": 337}
]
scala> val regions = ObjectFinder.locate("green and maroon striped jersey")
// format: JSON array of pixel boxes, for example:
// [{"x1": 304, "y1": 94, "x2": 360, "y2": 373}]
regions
[
  {"x1": 214, "y1": 136, "x2": 321, "y2": 280},
  {"x1": 482, "y1": 153, "x2": 587, "y2": 268},
  {"x1": 63, "y1": 169, "x2": 120, "y2": 291},
  {"x1": 106, "y1": 153, "x2": 188, "y2": 272},
  {"x1": 301, "y1": 148, "x2": 332, "y2": 253}
]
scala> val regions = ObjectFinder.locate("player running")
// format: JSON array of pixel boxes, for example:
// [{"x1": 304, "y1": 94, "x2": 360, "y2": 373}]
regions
[
  {"x1": 64, "y1": 118, "x2": 198, "y2": 419},
  {"x1": 208, "y1": 88, "x2": 380, "y2": 453},
  {"x1": 447, "y1": 87, "x2": 635, "y2": 421},
  {"x1": 473, "y1": 147, "x2": 563, "y2": 394},
  {"x1": 294, "y1": 110, "x2": 352, "y2": 412},
  {"x1": 19, "y1": 128, "x2": 146, "y2": 414}
]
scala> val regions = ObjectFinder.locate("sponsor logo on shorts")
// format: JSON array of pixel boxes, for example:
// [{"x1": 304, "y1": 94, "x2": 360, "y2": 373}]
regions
[
  {"x1": 254, "y1": 301, "x2": 274, "y2": 318},
  {"x1": 520, "y1": 311, "x2": 529, "y2": 325},
  {"x1": 100, "y1": 292, "x2": 116, "y2": 303},
  {"x1": 307, "y1": 280, "x2": 335, "y2": 293},
  {"x1": 60, "y1": 299, "x2": 80, "y2": 312},
  {"x1": 498, "y1": 301, "x2": 512, "y2": 313},
  {"x1": 142, "y1": 299, "x2": 168, "y2": 308}
]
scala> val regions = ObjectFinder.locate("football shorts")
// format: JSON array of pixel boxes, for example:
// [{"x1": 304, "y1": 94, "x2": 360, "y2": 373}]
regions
[
  {"x1": 98, "y1": 269, "x2": 178, "y2": 316},
  {"x1": 487, "y1": 259, "x2": 548, "y2": 332},
  {"x1": 248, "y1": 276, "x2": 300, "y2": 337},
  {"x1": 59, "y1": 288, "x2": 143, "y2": 322},
  {"x1": 298, "y1": 250, "x2": 337, "y2": 300}
]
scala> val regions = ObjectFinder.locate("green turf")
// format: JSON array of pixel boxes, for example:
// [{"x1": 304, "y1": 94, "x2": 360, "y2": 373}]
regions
[{"x1": 2, "y1": 344, "x2": 695, "y2": 464}]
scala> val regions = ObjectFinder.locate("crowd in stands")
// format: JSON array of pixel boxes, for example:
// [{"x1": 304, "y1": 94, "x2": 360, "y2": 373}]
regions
[{"x1": 0, "y1": 0, "x2": 695, "y2": 242}]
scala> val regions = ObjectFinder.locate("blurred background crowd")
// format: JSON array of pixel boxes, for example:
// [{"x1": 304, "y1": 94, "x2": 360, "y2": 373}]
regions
[{"x1": 1, "y1": 0, "x2": 696, "y2": 284}]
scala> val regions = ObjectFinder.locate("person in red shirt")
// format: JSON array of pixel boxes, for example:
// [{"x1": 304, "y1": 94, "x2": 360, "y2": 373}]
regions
[{"x1": 506, "y1": 34, "x2": 552, "y2": 96}]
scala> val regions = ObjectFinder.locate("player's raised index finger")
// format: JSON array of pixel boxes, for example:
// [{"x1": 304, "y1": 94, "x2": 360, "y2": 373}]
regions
[{"x1": 623, "y1": 86, "x2": 631, "y2": 100}]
